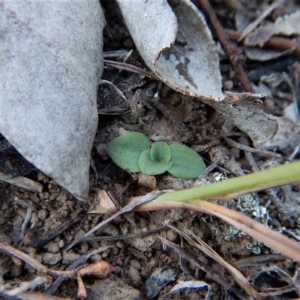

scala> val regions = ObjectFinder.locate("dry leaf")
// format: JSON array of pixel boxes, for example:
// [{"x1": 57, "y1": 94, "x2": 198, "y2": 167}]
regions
[
  {"x1": 117, "y1": 0, "x2": 222, "y2": 98},
  {"x1": 244, "y1": 11, "x2": 300, "y2": 47},
  {"x1": 117, "y1": 1, "x2": 300, "y2": 154},
  {"x1": 244, "y1": 46, "x2": 292, "y2": 61},
  {"x1": 202, "y1": 92, "x2": 277, "y2": 143},
  {"x1": 137, "y1": 173, "x2": 157, "y2": 190},
  {"x1": 260, "y1": 116, "x2": 300, "y2": 154},
  {"x1": 273, "y1": 10, "x2": 300, "y2": 36},
  {"x1": 0, "y1": 0, "x2": 105, "y2": 200},
  {"x1": 169, "y1": 280, "x2": 211, "y2": 299},
  {"x1": 145, "y1": 266, "x2": 179, "y2": 299},
  {"x1": 0, "y1": 174, "x2": 43, "y2": 193},
  {"x1": 88, "y1": 190, "x2": 117, "y2": 215},
  {"x1": 201, "y1": 92, "x2": 300, "y2": 155}
]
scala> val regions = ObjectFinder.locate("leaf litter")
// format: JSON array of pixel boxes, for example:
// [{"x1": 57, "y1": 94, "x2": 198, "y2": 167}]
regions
[{"x1": 1, "y1": 0, "x2": 300, "y2": 299}]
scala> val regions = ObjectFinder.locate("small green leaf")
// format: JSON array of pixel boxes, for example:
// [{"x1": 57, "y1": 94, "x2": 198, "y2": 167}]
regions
[
  {"x1": 139, "y1": 149, "x2": 173, "y2": 175},
  {"x1": 168, "y1": 144, "x2": 206, "y2": 179},
  {"x1": 107, "y1": 132, "x2": 150, "y2": 172},
  {"x1": 150, "y1": 141, "x2": 171, "y2": 163}
]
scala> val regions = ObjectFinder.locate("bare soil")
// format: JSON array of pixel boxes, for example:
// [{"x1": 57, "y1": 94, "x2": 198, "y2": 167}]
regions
[{"x1": 1, "y1": 1, "x2": 300, "y2": 299}]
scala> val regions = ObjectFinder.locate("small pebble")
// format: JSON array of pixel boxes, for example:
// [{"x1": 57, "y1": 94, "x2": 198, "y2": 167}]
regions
[
  {"x1": 42, "y1": 252, "x2": 62, "y2": 265},
  {"x1": 9, "y1": 264, "x2": 22, "y2": 277},
  {"x1": 102, "y1": 224, "x2": 120, "y2": 236},
  {"x1": 130, "y1": 260, "x2": 141, "y2": 271},
  {"x1": 112, "y1": 266, "x2": 123, "y2": 276},
  {"x1": 190, "y1": 292, "x2": 203, "y2": 300},
  {"x1": 44, "y1": 192, "x2": 50, "y2": 198},
  {"x1": 116, "y1": 241, "x2": 124, "y2": 249},
  {"x1": 116, "y1": 257, "x2": 123, "y2": 267},
  {"x1": 38, "y1": 209, "x2": 48, "y2": 220},
  {"x1": 123, "y1": 37, "x2": 134, "y2": 48},
  {"x1": 37, "y1": 173, "x2": 46, "y2": 181},
  {"x1": 62, "y1": 251, "x2": 80, "y2": 265},
  {"x1": 166, "y1": 229, "x2": 177, "y2": 242},
  {"x1": 79, "y1": 242, "x2": 89, "y2": 254},
  {"x1": 67, "y1": 201, "x2": 75, "y2": 209},
  {"x1": 90, "y1": 254, "x2": 102, "y2": 263},
  {"x1": 0, "y1": 231, "x2": 11, "y2": 244},
  {"x1": 58, "y1": 240, "x2": 64, "y2": 248},
  {"x1": 43, "y1": 241, "x2": 59, "y2": 253},
  {"x1": 223, "y1": 80, "x2": 233, "y2": 90},
  {"x1": 54, "y1": 236, "x2": 60, "y2": 243},
  {"x1": 59, "y1": 210, "x2": 69, "y2": 217},
  {"x1": 49, "y1": 193, "x2": 58, "y2": 201},
  {"x1": 128, "y1": 265, "x2": 141, "y2": 287},
  {"x1": 1, "y1": 202, "x2": 8, "y2": 210},
  {"x1": 112, "y1": 247, "x2": 119, "y2": 255},
  {"x1": 123, "y1": 257, "x2": 130, "y2": 268},
  {"x1": 101, "y1": 250, "x2": 109, "y2": 258}
]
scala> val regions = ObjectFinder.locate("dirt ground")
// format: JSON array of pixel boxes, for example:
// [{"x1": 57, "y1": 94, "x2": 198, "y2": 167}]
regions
[{"x1": 1, "y1": 0, "x2": 300, "y2": 299}]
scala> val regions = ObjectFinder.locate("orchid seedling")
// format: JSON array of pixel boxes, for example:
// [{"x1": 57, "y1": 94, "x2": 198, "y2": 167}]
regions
[{"x1": 107, "y1": 132, "x2": 206, "y2": 179}]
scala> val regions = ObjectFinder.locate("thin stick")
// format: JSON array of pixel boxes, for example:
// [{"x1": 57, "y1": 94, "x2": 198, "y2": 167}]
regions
[
  {"x1": 226, "y1": 30, "x2": 300, "y2": 56},
  {"x1": 45, "y1": 246, "x2": 111, "y2": 295},
  {"x1": 5, "y1": 277, "x2": 47, "y2": 296},
  {"x1": 167, "y1": 223, "x2": 260, "y2": 299},
  {"x1": 80, "y1": 225, "x2": 167, "y2": 243},
  {"x1": 135, "y1": 199, "x2": 300, "y2": 263},
  {"x1": 104, "y1": 60, "x2": 157, "y2": 79},
  {"x1": 223, "y1": 136, "x2": 285, "y2": 160},
  {"x1": 0, "y1": 243, "x2": 76, "y2": 279},
  {"x1": 160, "y1": 238, "x2": 247, "y2": 299},
  {"x1": 237, "y1": 0, "x2": 284, "y2": 42},
  {"x1": 64, "y1": 191, "x2": 164, "y2": 250},
  {"x1": 197, "y1": 0, "x2": 253, "y2": 92}
]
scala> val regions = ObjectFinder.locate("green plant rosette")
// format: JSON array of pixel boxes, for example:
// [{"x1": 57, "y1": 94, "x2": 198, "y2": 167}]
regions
[
  {"x1": 150, "y1": 141, "x2": 171, "y2": 163},
  {"x1": 138, "y1": 148, "x2": 173, "y2": 175},
  {"x1": 107, "y1": 132, "x2": 150, "y2": 172},
  {"x1": 167, "y1": 144, "x2": 205, "y2": 179}
]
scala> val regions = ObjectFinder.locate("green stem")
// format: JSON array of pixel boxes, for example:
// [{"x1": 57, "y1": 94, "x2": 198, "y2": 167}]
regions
[{"x1": 157, "y1": 160, "x2": 300, "y2": 202}]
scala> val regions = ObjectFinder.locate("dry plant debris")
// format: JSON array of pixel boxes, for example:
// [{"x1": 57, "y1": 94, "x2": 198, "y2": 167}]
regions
[{"x1": 1, "y1": 0, "x2": 300, "y2": 299}]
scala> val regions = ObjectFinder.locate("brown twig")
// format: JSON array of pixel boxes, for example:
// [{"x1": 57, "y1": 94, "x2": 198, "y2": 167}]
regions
[
  {"x1": 0, "y1": 243, "x2": 76, "y2": 279},
  {"x1": 226, "y1": 30, "x2": 300, "y2": 56},
  {"x1": 234, "y1": 254, "x2": 287, "y2": 269},
  {"x1": 0, "y1": 243, "x2": 114, "y2": 299},
  {"x1": 223, "y1": 136, "x2": 286, "y2": 160},
  {"x1": 45, "y1": 246, "x2": 111, "y2": 295},
  {"x1": 197, "y1": 0, "x2": 253, "y2": 92}
]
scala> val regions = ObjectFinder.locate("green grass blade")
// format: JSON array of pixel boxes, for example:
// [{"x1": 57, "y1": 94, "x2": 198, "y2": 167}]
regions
[{"x1": 157, "y1": 160, "x2": 300, "y2": 202}]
